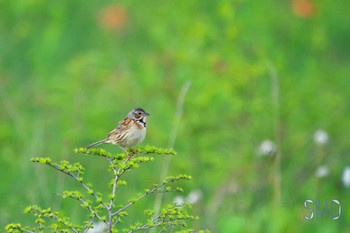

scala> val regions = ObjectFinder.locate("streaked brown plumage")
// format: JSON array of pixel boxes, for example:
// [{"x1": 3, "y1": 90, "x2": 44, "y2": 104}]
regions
[{"x1": 86, "y1": 108, "x2": 149, "y2": 149}]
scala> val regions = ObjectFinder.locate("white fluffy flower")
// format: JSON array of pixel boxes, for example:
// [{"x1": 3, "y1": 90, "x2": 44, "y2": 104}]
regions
[
  {"x1": 257, "y1": 140, "x2": 277, "y2": 157},
  {"x1": 86, "y1": 222, "x2": 108, "y2": 233},
  {"x1": 342, "y1": 167, "x2": 350, "y2": 188},
  {"x1": 313, "y1": 129, "x2": 329, "y2": 145},
  {"x1": 186, "y1": 190, "x2": 202, "y2": 204},
  {"x1": 174, "y1": 196, "x2": 185, "y2": 206},
  {"x1": 315, "y1": 165, "x2": 329, "y2": 178}
]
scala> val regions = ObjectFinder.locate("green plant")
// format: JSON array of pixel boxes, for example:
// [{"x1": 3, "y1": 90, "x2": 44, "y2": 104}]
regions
[{"x1": 5, "y1": 146, "x2": 199, "y2": 233}]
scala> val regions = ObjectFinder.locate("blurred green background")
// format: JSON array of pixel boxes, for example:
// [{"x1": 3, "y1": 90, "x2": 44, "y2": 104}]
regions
[{"x1": 1, "y1": 0, "x2": 350, "y2": 232}]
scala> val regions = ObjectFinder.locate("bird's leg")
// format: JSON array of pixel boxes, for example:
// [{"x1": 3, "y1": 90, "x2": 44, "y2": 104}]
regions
[
  {"x1": 125, "y1": 147, "x2": 138, "y2": 159},
  {"x1": 123, "y1": 148, "x2": 133, "y2": 159}
]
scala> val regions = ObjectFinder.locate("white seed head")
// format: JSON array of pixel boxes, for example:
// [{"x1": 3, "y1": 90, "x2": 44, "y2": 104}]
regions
[
  {"x1": 174, "y1": 196, "x2": 185, "y2": 206},
  {"x1": 315, "y1": 165, "x2": 329, "y2": 178},
  {"x1": 342, "y1": 167, "x2": 350, "y2": 188},
  {"x1": 313, "y1": 129, "x2": 329, "y2": 145},
  {"x1": 257, "y1": 140, "x2": 277, "y2": 157},
  {"x1": 186, "y1": 190, "x2": 202, "y2": 204},
  {"x1": 86, "y1": 222, "x2": 108, "y2": 233}
]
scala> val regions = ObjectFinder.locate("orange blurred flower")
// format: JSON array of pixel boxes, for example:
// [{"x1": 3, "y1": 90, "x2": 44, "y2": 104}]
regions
[
  {"x1": 292, "y1": 0, "x2": 314, "y2": 18},
  {"x1": 98, "y1": 4, "x2": 128, "y2": 31}
]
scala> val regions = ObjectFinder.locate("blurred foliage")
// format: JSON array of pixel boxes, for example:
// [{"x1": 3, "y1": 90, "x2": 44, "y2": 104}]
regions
[{"x1": 1, "y1": 0, "x2": 350, "y2": 232}]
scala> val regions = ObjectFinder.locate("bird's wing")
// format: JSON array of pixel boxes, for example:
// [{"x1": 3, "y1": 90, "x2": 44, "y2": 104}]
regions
[{"x1": 107, "y1": 118, "x2": 132, "y2": 139}]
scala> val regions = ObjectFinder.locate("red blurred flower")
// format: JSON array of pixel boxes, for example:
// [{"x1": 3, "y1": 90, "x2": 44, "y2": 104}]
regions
[
  {"x1": 292, "y1": 0, "x2": 314, "y2": 18},
  {"x1": 98, "y1": 4, "x2": 128, "y2": 31}
]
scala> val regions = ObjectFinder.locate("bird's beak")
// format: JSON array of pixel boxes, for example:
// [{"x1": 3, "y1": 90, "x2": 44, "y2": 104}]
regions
[{"x1": 145, "y1": 112, "x2": 150, "y2": 116}]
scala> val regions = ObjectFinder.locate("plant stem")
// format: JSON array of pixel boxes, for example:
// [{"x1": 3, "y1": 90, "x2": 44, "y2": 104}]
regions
[
  {"x1": 268, "y1": 61, "x2": 282, "y2": 207},
  {"x1": 152, "y1": 81, "x2": 191, "y2": 217}
]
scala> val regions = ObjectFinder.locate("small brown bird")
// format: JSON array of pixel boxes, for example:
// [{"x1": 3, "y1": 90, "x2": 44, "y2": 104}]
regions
[{"x1": 86, "y1": 108, "x2": 149, "y2": 149}]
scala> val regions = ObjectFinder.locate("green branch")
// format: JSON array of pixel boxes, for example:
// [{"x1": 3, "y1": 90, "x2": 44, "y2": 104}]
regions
[{"x1": 5, "y1": 146, "x2": 201, "y2": 233}]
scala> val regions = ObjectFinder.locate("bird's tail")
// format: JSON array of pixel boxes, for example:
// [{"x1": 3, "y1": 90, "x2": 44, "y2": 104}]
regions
[{"x1": 86, "y1": 139, "x2": 107, "y2": 149}]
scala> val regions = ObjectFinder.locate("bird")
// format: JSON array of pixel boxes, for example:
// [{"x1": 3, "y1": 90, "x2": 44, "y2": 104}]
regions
[{"x1": 86, "y1": 108, "x2": 149, "y2": 149}]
